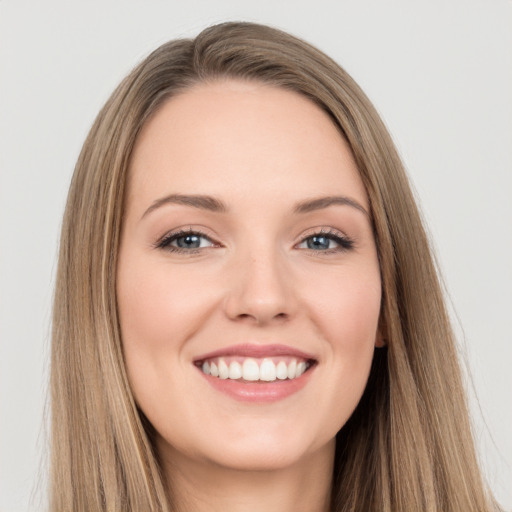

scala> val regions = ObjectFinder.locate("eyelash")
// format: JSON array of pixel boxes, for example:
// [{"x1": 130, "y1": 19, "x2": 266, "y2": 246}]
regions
[
  {"x1": 297, "y1": 228, "x2": 355, "y2": 254},
  {"x1": 155, "y1": 228, "x2": 217, "y2": 254},
  {"x1": 155, "y1": 228, "x2": 355, "y2": 255}
]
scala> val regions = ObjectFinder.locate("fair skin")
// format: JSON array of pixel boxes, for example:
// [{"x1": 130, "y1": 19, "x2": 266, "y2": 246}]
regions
[{"x1": 117, "y1": 80, "x2": 382, "y2": 512}]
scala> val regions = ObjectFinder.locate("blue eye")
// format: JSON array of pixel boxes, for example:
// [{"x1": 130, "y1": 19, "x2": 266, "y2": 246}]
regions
[
  {"x1": 306, "y1": 235, "x2": 334, "y2": 250},
  {"x1": 298, "y1": 232, "x2": 354, "y2": 252},
  {"x1": 156, "y1": 229, "x2": 353, "y2": 254},
  {"x1": 157, "y1": 230, "x2": 214, "y2": 252},
  {"x1": 173, "y1": 233, "x2": 210, "y2": 249}
]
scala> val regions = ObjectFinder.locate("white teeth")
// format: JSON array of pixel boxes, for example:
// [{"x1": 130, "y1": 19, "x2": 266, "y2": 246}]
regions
[
  {"x1": 260, "y1": 358, "x2": 277, "y2": 381},
  {"x1": 276, "y1": 361, "x2": 288, "y2": 380},
  {"x1": 287, "y1": 360, "x2": 297, "y2": 379},
  {"x1": 218, "y1": 358, "x2": 229, "y2": 379},
  {"x1": 242, "y1": 358, "x2": 260, "y2": 381},
  {"x1": 228, "y1": 361, "x2": 242, "y2": 379},
  {"x1": 200, "y1": 357, "x2": 311, "y2": 381}
]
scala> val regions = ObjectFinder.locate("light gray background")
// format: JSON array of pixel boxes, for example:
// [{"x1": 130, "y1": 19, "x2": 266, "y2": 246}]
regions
[{"x1": 1, "y1": 1, "x2": 511, "y2": 510}]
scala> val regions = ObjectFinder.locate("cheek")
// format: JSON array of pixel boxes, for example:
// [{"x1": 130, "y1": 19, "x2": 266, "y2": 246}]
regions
[
  {"x1": 302, "y1": 263, "x2": 381, "y2": 347},
  {"x1": 118, "y1": 254, "x2": 216, "y2": 349},
  {"x1": 296, "y1": 264, "x2": 381, "y2": 422},
  {"x1": 116, "y1": 251, "x2": 222, "y2": 405}
]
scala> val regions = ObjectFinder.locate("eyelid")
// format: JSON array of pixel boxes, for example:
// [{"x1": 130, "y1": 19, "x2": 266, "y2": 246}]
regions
[
  {"x1": 295, "y1": 227, "x2": 355, "y2": 253},
  {"x1": 296, "y1": 226, "x2": 349, "y2": 243},
  {"x1": 154, "y1": 226, "x2": 221, "y2": 252},
  {"x1": 153, "y1": 225, "x2": 355, "y2": 254}
]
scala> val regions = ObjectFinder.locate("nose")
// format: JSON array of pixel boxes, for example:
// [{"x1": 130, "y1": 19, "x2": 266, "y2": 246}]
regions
[{"x1": 223, "y1": 249, "x2": 296, "y2": 325}]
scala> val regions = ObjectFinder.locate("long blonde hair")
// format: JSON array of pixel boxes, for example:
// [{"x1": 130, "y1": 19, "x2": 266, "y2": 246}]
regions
[{"x1": 50, "y1": 22, "x2": 499, "y2": 511}]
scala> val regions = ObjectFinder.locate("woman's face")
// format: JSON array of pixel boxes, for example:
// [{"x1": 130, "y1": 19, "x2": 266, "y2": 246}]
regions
[{"x1": 117, "y1": 80, "x2": 382, "y2": 473}]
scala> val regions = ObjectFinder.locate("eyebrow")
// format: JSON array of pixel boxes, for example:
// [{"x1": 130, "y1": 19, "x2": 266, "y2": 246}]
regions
[
  {"x1": 293, "y1": 196, "x2": 369, "y2": 217},
  {"x1": 142, "y1": 194, "x2": 228, "y2": 219},
  {"x1": 141, "y1": 193, "x2": 368, "y2": 219}
]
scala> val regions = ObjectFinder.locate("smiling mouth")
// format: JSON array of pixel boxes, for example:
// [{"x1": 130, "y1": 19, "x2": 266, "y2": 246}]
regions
[
  {"x1": 195, "y1": 356, "x2": 316, "y2": 383},
  {"x1": 193, "y1": 345, "x2": 318, "y2": 401}
]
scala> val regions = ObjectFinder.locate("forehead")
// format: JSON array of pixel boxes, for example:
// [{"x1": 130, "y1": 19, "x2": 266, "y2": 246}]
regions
[{"x1": 127, "y1": 79, "x2": 368, "y2": 212}]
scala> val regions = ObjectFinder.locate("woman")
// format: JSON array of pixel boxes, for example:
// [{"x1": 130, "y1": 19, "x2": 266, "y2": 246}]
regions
[{"x1": 50, "y1": 22, "x2": 500, "y2": 511}]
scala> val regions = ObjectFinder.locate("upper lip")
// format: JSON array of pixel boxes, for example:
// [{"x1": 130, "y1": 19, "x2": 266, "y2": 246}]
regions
[{"x1": 193, "y1": 343, "x2": 317, "y2": 363}]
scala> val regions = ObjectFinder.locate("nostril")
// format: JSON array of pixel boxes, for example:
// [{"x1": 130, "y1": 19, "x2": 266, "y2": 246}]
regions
[{"x1": 233, "y1": 311, "x2": 288, "y2": 324}]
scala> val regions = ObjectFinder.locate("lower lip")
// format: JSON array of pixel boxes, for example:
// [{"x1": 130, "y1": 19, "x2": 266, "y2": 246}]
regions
[{"x1": 197, "y1": 366, "x2": 315, "y2": 403}]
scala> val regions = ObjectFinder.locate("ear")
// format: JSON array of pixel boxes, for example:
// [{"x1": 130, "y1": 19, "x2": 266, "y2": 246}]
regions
[
  {"x1": 375, "y1": 331, "x2": 387, "y2": 348},
  {"x1": 375, "y1": 314, "x2": 387, "y2": 348}
]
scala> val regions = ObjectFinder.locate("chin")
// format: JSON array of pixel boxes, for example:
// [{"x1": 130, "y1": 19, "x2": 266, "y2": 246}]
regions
[
  {"x1": 160, "y1": 422, "x2": 335, "y2": 474},
  {"x1": 206, "y1": 442, "x2": 308, "y2": 472}
]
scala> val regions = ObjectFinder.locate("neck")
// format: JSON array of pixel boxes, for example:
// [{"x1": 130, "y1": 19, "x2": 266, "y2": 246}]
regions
[{"x1": 160, "y1": 440, "x2": 335, "y2": 512}]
